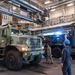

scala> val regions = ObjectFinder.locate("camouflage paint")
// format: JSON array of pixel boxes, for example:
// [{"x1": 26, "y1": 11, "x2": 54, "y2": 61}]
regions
[
  {"x1": 11, "y1": 35, "x2": 42, "y2": 51},
  {"x1": 0, "y1": 23, "x2": 43, "y2": 62}
]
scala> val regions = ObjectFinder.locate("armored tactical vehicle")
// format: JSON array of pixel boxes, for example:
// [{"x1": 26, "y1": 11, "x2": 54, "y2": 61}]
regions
[
  {"x1": 0, "y1": 23, "x2": 43, "y2": 70},
  {"x1": 42, "y1": 23, "x2": 75, "y2": 58}
]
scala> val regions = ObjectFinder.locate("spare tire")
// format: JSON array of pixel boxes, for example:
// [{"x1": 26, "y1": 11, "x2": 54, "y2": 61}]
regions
[{"x1": 52, "y1": 47, "x2": 62, "y2": 58}]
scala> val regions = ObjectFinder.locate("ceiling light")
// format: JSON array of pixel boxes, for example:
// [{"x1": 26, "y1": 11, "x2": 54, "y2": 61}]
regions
[
  {"x1": 43, "y1": 32, "x2": 54, "y2": 36},
  {"x1": 67, "y1": 3, "x2": 74, "y2": 7},
  {"x1": 51, "y1": 9, "x2": 55, "y2": 11},
  {"x1": 45, "y1": 1, "x2": 51, "y2": 4},
  {"x1": 55, "y1": 32, "x2": 62, "y2": 35}
]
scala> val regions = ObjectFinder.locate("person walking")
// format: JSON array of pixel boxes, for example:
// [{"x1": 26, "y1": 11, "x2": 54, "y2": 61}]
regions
[
  {"x1": 43, "y1": 36, "x2": 53, "y2": 63},
  {"x1": 44, "y1": 44, "x2": 53, "y2": 64},
  {"x1": 47, "y1": 44, "x2": 54, "y2": 64},
  {"x1": 60, "y1": 39, "x2": 72, "y2": 75}
]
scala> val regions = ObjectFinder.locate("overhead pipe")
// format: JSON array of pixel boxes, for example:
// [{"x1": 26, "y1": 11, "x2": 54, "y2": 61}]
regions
[
  {"x1": 12, "y1": 0, "x2": 42, "y2": 12},
  {"x1": 19, "y1": 0, "x2": 42, "y2": 12}
]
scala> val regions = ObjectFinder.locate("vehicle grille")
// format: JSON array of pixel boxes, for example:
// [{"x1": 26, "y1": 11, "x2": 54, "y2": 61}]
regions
[{"x1": 29, "y1": 38, "x2": 41, "y2": 49}]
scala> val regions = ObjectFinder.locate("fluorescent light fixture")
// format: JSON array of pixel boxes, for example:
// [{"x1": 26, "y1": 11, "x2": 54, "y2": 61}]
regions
[
  {"x1": 55, "y1": 32, "x2": 62, "y2": 35},
  {"x1": 43, "y1": 32, "x2": 54, "y2": 36},
  {"x1": 42, "y1": 31, "x2": 62, "y2": 36},
  {"x1": 45, "y1": 1, "x2": 51, "y2": 4},
  {"x1": 51, "y1": 9, "x2": 55, "y2": 11},
  {"x1": 67, "y1": 3, "x2": 74, "y2": 7}
]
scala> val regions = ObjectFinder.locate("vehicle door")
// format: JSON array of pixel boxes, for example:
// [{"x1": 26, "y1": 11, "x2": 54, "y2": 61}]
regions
[{"x1": 0, "y1": 28, "x2": 7, "y2": 47}]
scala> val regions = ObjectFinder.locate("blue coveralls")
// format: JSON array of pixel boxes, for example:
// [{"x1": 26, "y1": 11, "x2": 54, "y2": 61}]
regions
[{"x1": 61, "y1": 46, "x2": 72, "y2": 75}]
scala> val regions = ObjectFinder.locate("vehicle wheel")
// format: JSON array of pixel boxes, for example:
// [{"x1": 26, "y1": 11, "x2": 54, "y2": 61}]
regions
[
  {"x1": 29, "y1": 54, "x2": 42, "y2": 65},
  {"x1": 52, "y1": 47, "x2": 62, "y2": 58},
  {"x1": 5, "y1": 50, "x2": 23, "y2": 70}
]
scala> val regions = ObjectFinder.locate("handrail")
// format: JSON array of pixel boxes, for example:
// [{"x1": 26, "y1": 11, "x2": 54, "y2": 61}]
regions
[{"x1": 29, "y1": 14, "x2": 75, "y2": 29}]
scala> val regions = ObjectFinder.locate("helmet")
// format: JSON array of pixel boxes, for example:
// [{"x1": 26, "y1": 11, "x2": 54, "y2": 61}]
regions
[{"x1": 63, "y1": 39, "x2": 70, "y2": 45}]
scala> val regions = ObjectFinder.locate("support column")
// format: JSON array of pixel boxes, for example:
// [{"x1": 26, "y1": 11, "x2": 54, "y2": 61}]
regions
[
  {"x1": 74, "y1": 2, "x2": 75, "y2": 13},
  {"x1": 61, "y1": 5, "x2": 66, "y2": 16}
]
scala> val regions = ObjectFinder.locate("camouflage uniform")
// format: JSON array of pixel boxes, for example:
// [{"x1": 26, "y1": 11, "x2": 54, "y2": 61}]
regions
[
  {"x1": 44, "y1": 44, "x2": 53, "y2": 63},
  {"x1": 47, "y1": 45, "x2": 54, "y2": 63}
]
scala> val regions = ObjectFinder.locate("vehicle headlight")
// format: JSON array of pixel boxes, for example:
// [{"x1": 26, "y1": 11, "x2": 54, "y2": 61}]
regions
[
  {"x1": 22, "y1": 48, "x2": 25, "y2": 51},
  {"x1": 22, "y1": 47, "x2": 28, "y2": 51},
  {"x1": 17, "y1": 46, "x2": 28, "y2": 51}
]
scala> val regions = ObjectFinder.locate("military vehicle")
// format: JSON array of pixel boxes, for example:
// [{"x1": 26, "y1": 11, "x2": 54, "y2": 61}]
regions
[
  {"x1": 0, "y1": 23, "x2": 43, "y2": 70},
  {"x1": 42, "y1": 23, "x2": 75, "y2": 58}
]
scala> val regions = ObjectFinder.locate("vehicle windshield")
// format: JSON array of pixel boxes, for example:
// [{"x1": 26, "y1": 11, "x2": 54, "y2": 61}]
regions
[
  {"x1": 11, "y1": 28, "x2": 29, "y2": 36},
  {"x1": 44, "y1": 34, "x2": 65, "y2": 45},
  {"x1": 50, "y1": 35, "x2": 65, "y2": 44}
]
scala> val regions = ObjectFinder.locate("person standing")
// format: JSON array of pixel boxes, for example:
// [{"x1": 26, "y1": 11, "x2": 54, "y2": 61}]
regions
[
  {"x1": 61, "y1": 39, "x2": 72, "y2": 75},
  {"x1": 44, "y1": 44, "x2": 53, "y2": 63},
  {"x1": 47, "y1": 44, "x2": 54, "y2": 64}
]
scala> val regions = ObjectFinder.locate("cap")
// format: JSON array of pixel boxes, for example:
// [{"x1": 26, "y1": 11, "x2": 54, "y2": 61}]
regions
[{"x1": 63, "y1": 39, "x2": 70, "y2": 45}]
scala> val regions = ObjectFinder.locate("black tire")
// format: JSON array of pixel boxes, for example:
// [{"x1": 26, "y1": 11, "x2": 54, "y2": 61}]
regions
[
  {"x1": 29, "y1": 54, "x2": 42, "y2": 65},
  {"x1": 52, "y1": 47, "x2": 62, "y2": 58},
  {"x1": 5, "y1": 50, "x2": 23, "y2": 70}
]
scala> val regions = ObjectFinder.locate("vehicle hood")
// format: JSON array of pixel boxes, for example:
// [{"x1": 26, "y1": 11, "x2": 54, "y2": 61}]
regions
[{"x1": 10, "y1": 35, "x2": 42, "y2": 48}]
